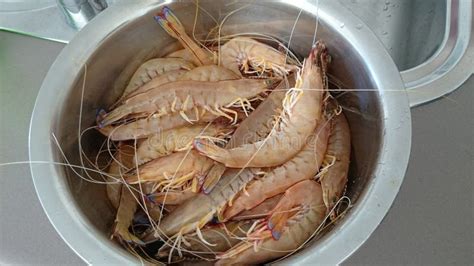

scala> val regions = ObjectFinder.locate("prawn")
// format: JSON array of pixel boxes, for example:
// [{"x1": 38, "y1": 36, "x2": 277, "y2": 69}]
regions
[
  {"x1": 126, "y1": 65, "x2": 239, "y2": 100},
  {"x1": 142, "y1": 167, "x2": 262, "y2": 242},
  {"x1": 118, "y1": 57, "x2": 194, "y2": 101},
  {"x1": 319, "y1": 112, "x2": 351, "y2": 219},
  {"x1": 178, "y1": 64, "x2": 239, "y2": 82},
  {"x1": 134, "y1": 123, "x2": 230, "y2": 165},
  {"x1": 222, "y1": 118, "x2": 330, "y2": 221},
  {"x1": 106, "y1": 144, "x2": 135, "y2": 209},
  {"x1": 219, "y1": 37, "x2": 298, "y2": 77},
  {"x1": 124, "y1": 69, "x2": 187, "y2": 100},
  {"x1": 201, "y1": 75, "x2": 294, "y2": 193},
  {"x1": 232, "y1": 194, "x2": 283, "y2": 221},
  {"x1": 157, "y1": 220, "x2": 254, "y2": 260},
  {"x1": 165, "y1": 48, "x2": 196, "y2": 63},
  {"x1": 125, "y1": 150, "x2": 214, "y2": 190},
  {"x1": 98, "y1": 78, "x2": 276, "y2": 127},
  {"x1": 194, "y1": 42, "x2": 330, "y2": 168},
  {"x1": 216, "y1": 180, "x2": 327, "y2": 265},
  {"x1": 111, "y1": 185, "x2": 144, "y2": 245},
  {"x1": 98, "y1": 108, "x2": 223, "y2": 141},
  {"x1": 146, "y1": 189, "x2": 197, "y2": 206},
  {"x1": 155, "y1": 6, "x2": 215, "y2": 66}
]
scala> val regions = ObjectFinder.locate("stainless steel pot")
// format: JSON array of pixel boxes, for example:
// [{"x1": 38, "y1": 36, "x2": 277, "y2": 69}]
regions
[{"x1": 29, "y1": 1, "x2": 411, "y2": 264}]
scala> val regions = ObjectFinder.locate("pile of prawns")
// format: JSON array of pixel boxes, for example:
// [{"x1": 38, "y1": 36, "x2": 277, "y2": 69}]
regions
[{"x1": 96, "y1": 6, "x2": 351, "y2": 265}]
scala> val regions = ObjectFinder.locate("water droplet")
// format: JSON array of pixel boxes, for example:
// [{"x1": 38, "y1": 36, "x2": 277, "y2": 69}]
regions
[
  {"x1": 387, "y1": 14, "x2": 392, "y2": 18},
  {"x1": 355, "y1": 23, "x2": 363, "y2": 29},
  {"x1": 385, "y1": 0, "x2": 390, "y2": 4},
  {"x1": 340, "y1": 23, "x2": 345, "y2": 28},
  {"x1": 383, "y1": 6, "x2": 389, "y2": 11},
  {"x1": 382, "y1": 31, "x2": 388, "y2": 35}
]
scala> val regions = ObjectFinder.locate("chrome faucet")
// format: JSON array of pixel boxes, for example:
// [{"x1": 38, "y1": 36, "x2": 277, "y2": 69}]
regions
[{"x1": 56, "y1": 0, "x2": 108, "y2": 30}]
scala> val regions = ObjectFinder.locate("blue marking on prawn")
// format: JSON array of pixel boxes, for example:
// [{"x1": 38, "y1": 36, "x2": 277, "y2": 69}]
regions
[
  {"x1": 96, "y1": 108, "x2": 107, "y2": 128},
  {"x1": 145, "y1": 193, "x2": 157, "y2": 204},
  {"x1": 153, "y1": 6, "x2": 182, "y2": 38},
  {"x1": 267, "y1": 220, "x2": 282, "y2": 240},
  {"x1": 267, "y1": 220, "x2": 274, "y2": 230},
  {"x1": 203, "y1": 186, "x2": 213, "y2": 195},
  {"x1": 271, "y1": 230, "x2": 281, "y2": 240}
]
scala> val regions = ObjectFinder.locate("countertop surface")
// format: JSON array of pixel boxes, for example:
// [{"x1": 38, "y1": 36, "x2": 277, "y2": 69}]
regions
[{"x1": 0, "y1": 31, "x2": 473, "y2": 265}]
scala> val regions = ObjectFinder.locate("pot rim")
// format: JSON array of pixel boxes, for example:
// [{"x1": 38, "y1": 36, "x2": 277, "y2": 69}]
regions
[{"x1": 29, "y1": 1, "x2": 411, "y2": 264}]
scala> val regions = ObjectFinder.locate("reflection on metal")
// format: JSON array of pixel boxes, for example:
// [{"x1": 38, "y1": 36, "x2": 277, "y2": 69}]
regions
[
  {"x1": 0, "y1": 0, "x2": 471, "y2": 107},
  {"x1": 0, "y1": 1, "x2": 77, "y2": 43},
  {"x1": 339, "y1": 0, "x2": 473, "y2": 107},
  {"x1": 0, "y1": 0, "x2": 111, "y2": 42},
  {"x1": 400, "y1": 0, "x2": 473, "y2": 107},
  {"x1": 56, "y1": 0, "x2": 108, "y2": 30}
]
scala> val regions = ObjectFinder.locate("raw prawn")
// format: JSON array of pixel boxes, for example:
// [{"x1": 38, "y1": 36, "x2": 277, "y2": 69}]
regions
[
  {"x1": 124, "y1": 69, "x2": 187, "y2": 100},
  {"x1": 126, "y1": 65, "x2": 239, "y2": 100},
  {"x1": 134, "y1": 123, "x2": 229, "y2": 165},
  {"x1": 155, "y1": 6, "x2": 215, "y2": 66},
  {"x1": 147, "y1": 189, "x2": 197, "y2": 205},
  {"x1": 222, "y1": 118, "x2": 330, "y2": 221},
  {"x1": 118, "y1": 57, "x2": 194, "y2": 101},
  {"x1": 232, "y1": 194, "x2": 283, "y2": 221},
  {"x1": 165, "y1": 48, "x2": 196, "y2": 63},
  {"x1": 98, "y1": 107, "x2": 224, "y2": 141},
  {"x1": 99, "y1": 78, "x2": 276, "y2": 127},
  {"x1": 111, "y1": 185, "x2": 144, "y2": 245},
  {"x1": 106, "y1": 144, "x2": 136, "y2": 209},
  {"x1": 194, "y1": 42, "x2": 329, "y2": 168},
  {"x1": 216, "y1": 180, "x2": 327, "y2": 265},
  {"x1": 201, "y1": 75, "x2": 294, "y2": 193},
  {"x1": 142, "y1": 167, "x2": 262, "y2": 242},
  {"x1": 125, "y1": 150, "x2": 214, "y2": 190},
  {"x1": 219, "y1": 37, "x2": 297, "y2": 77},
  {"x1": 157, "y1": 220, "x2": 254, "y2": 260},
  {"x1": 319, "y1": 112, "x2": 351, "y2": 218}
]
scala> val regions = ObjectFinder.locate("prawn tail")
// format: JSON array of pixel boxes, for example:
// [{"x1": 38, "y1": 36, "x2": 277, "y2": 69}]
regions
[
  {"x1": 266, "y1": 190, "x2": 301, "y2": 241},
  {"x1": 154, "y1": 6, "x2": 184, "y2": 39},
  {"x1": 96, "y1": 108, "x2": 107, "y2": 128},
  {"x1": 267, "y1": 207, "x2": 290, "y2": 241},
  {"x1": 201, "y1": 164, "x2": 226, "y2": 194},
  {"x1": 193, "y1": 138, "x2": 229, "y2": 164},
  {"x1": 112, "y1": 223, "x2": 145, "y2": 246},
  {"x1": 98, "y1": 106, "x2": 127, "y2": 128}
]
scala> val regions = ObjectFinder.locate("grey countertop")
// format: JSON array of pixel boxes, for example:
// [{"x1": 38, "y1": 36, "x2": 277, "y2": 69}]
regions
[{"x1": 0, "y1": 31, "x2": 473, "y2": 265}]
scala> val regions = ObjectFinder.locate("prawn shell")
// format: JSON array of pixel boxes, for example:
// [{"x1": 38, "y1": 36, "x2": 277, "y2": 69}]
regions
[
  {"x1": 320, "y1": 112, "x2": 351, "y2": 215},
  {"x1": 120, "y1": 57, "x2": 194, "y2": 100},
  {"x1": 216, "y1": 181, "x2": 326, "y2": 265},
  {"x1": 195, "y1": 43, "x2": 328, "y2": 168},
  {"x1": 202, "y1": 75, "x2": 294, "y2": 193},
  {"x1": 222, "y1": 118, "x2": 330, "y2": 221},
  {"x1": 134, "y1": 123, "x2": 229, "y2": 165},
  {"x1": 106, "y1": 144, "x2": 136, "y2": 209}
]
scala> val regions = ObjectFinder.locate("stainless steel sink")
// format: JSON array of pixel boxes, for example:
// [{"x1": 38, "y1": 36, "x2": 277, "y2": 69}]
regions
[
  {"x1": 1, "y1": 0, "x2": 471, "y2": 106},
  {"x1": 341, "y1": 0, "x2": 473, "y2": 106},
  {"x1": 341, "y1": 0, "x2": 447, "y2": 71}
]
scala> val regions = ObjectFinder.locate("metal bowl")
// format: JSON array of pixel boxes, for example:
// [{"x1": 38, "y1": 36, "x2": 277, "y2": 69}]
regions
[{"x1": 29, "y1": 1, "x2": 411, "y2": 264}]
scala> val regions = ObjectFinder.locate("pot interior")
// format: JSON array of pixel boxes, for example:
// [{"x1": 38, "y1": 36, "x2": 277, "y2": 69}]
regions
[{"x1": 54, "y1": 1, "x2": 383, "y2": 262}]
